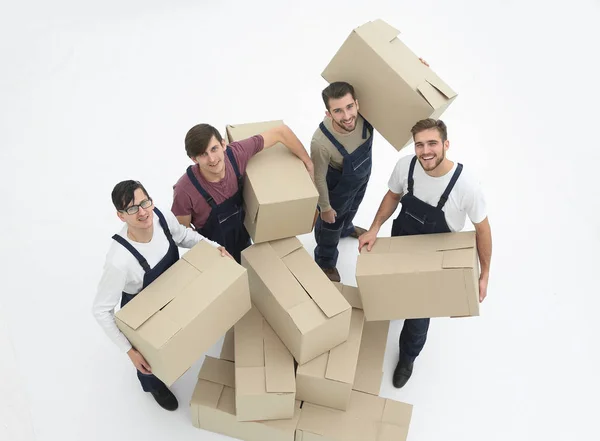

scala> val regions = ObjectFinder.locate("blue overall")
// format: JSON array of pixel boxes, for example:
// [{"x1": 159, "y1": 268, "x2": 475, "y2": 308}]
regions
[
  {"x1": 391, "y1": 156, "x2": 463, "y2": 362},
  {"x1": 112, "y1": 207, "x2": 179, "y2": 392},
  {"x1": 186, "y1": 148, "x2": 251, "y2": 263},
  {"x1": 314, "y1": 119, "x2": 373, "y2": 269}
]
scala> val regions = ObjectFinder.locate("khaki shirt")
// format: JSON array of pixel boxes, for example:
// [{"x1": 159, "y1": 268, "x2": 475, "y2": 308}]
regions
[{"x1": 310, "y1": 115, "x2": 366, "y2": 211}]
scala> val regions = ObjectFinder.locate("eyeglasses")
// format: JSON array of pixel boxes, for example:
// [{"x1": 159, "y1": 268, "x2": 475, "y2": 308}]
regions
[{"x1": 119, "y1": 198, "x2": 153, "y2": 215}]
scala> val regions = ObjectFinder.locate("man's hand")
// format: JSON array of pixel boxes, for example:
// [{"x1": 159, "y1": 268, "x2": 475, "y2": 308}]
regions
[
  {"x1": 321, "y1": 208, "x2": 336, "y2": 224},
  {"x1": 218, "y1": 246, "x2": 234, "y2": 260},
  {"x1": 358, "y1": 229, "x2": 378, "y2": 252},
  {"x1": 304, "y1": 159, "x2": 315, "y2": 183},
  {"x1": 128, "y1": 348, "x2": 152, "y2": 374},
  {"x1": 479, "y1": 274, "x2": 489, "y2": 302},
  {"x1": 419, "y1": 57, "x2": 430, "y2": 67}
]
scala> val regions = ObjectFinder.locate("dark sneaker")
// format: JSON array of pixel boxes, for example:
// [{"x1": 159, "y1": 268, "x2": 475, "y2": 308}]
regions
[
  {"x1": 322, "y1": 267, "x2": 341, "y2": 282},
  {"x1": 149, "y1": 383, "x2": 179, "y2": 411},
  {"x1": 348, "y1": 226, "x2": 368, "y2": 239},
  {"x1": 392, "y1": 358, "x2": 414, "y2": 389}
]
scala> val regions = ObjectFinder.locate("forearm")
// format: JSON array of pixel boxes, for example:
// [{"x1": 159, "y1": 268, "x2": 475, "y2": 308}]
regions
[
  {"x1": 475, "y1": 222, "x2": 492, "y2": 278},
  {"x1": 92, "y1": 303, "x2": 132, "y2": 352},
  {"x1": 281, "y1": 126, "x2": 311, "y2": 164},
  {"x1": 370, "y1": 191, "x2": 401, "y2": 232}
]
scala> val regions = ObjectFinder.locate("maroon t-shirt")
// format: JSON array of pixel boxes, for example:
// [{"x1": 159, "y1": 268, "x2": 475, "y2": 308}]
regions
[{"x1": 171, "y1": 135, "x2": 264, "y2": 229}]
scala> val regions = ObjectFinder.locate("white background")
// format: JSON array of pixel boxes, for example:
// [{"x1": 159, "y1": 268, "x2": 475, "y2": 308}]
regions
[{"x1": 1, "y1": 0, "x2": 599, "y2": 440}]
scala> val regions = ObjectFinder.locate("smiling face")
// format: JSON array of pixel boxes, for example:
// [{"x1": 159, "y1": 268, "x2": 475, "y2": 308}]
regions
[
  {"x1": 116, "y1": 188, "x2": 154, "y2": 230},
  {"x1": 192, "y1": 135, "x2": 227, "y2": 180},
  {"x1": 414, "y1": 128, "x2": 449, "y2": 173},
  {"x1": 326, "y1": 93, "x2": 359, "y2": 133}
]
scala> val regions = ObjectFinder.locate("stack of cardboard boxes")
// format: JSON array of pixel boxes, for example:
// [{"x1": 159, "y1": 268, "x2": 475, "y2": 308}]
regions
[{"x1": 116, "y1": 18, "x2": 480, "y2": 441}]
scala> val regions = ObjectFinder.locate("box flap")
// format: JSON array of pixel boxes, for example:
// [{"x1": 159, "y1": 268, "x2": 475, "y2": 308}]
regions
[
  {"x1": 356, "y1": 19, "x2": 400, "y2": 44},
  {"x1": 269, "y1": 236, "x2": 304, "y2": 258},
  {"x1": 235, "y1": 366, "x2": 266, "y2": 394},
  {"x1": 220, "y1": 327, "x2": 235, "y2": 362},
  {"x1": 387, "y1": 231, "x2": 475, "y2": 253},
  {"x1": 282, "y1": 248, "x2": 350, "y2": 318},
  {"x1": 442, "y1": 248, "x2": 475, "y2": 269},
  {"x1": 357, "y1": 252, "x2": 443, "y2": 276},
  {"x1": 334, "y1": 282, "x2": 363, "y2": 309},
  {"x1": 190, "y1": 375, "x2": 224, "y2": 410},
  {"x1": 198, "y1": 356, "x2": 235, "y2": 388},
  {"x1": 381, "y1": 399, "x2": 413, "y2": 425},
  {"x1": 115, "y1": 259, "x2": 197, "y2": 329},
  {"x1": 325, "y1": 308, "x2": 364, "y2": 384},
  {"x1": 235, "y1": 307, "x2": 265, "y2": 368},
  {"x1": 182, "y1": 240, "x2": 223, "y2": 272},
  {"x1": 226, "y1": 120, "x2": 285, "y2": 142},
  {"x1": 264, "y1": 322, "x2": 296, "y2": 393},
  {"x1": 353, "y1": 320, "x2": 389, "y2": 395}
]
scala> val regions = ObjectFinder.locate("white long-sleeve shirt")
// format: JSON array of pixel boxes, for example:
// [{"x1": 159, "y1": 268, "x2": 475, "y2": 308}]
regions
[{"x1": 92, "y1": 208, "x2": 221, "y2": 353}]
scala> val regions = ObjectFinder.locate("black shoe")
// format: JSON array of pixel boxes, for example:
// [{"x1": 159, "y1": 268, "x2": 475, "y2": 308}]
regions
[
  {"x1": 392, "y1": 358, "x2": 414, "y2": 389},
  {"x1": 322, "y1": 267, "x2": 341, "y2": 282},
  {"x1": 149, "y1": 384, "x2": 179, "y2": 411}
]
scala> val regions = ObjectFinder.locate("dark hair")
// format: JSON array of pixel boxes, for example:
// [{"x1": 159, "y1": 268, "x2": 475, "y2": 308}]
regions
[
  {"x1": 411, "y1": 118, "x2": 448, "y2": 143},
  {"x1": 111, "y1": 180, "x2": 150, "y2": 211},
  {"x1": 185, "y1": 124, "x2": 223, "y2": 158},
  {"x1": 321, "y1": 81, "x2": 356, "y2": 111}
]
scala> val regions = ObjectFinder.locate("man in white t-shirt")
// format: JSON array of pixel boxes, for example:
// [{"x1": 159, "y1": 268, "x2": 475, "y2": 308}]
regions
[
  {"x1": 92, "y1": 180, "x2": 230, "y2": 411},
  {"x1": 359, "y1": 118, "x2": 492, "y2": 389}
]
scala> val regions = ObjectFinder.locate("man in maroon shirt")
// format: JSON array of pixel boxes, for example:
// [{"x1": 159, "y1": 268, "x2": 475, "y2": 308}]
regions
[{"x1": 172, "y1": 123, "x2": 314, "y2": 262}]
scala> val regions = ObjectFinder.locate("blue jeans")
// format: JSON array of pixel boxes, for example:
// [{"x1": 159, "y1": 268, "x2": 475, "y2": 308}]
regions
[{"x1": 399, "y1": 318, "x2": 430, "y2": 362}]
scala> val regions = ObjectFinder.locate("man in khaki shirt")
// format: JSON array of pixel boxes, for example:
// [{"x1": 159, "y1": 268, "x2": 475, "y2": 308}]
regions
[{"x1": 311, "y1": 82, "x2": 373, "y2": 282}]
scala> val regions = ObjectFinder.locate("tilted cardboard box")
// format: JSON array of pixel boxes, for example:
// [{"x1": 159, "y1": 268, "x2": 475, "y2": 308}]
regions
[
  {"x1": 356, "y1": 231, "x2": 480, "y2": 320},
  {"x1": 334, "y1": 282, "x2": 389, "y2": 396},
  {"x1": 241, "y1": 237, "x2": 352, "y2": 364},
  {"x1": 295, "y1": 389, "x2": 413, "y2": 441},
  {"x1": 235, "y1": 306, "x2": 296, "y2": 421},
  {"x1": 190, "y1": 356, "x2": 301, "y2": 441},
  {"x1": 296, "y1": 307, "x2": 364, "y2": 410},
  {"x1": 226, "y1": 120, "x2": 318, "y2": 243},
  {"x1": 115, "y1": 241, "x2": 251, "y2": 386},
  {"x1": 322, "y1": 19, "x2": 457, "y2": 152}
]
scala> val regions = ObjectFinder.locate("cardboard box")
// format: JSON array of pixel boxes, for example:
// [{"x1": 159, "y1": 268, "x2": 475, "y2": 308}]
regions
[
  {"x1": 220, "y1": 327, "x2": 235, "y2": 362},
  {"x1": 226, "y1": 120, "x2": 319, "y2": 243},
  {"x1": 296, "y1": 307, "x2": 364, "y2": 410},
  {"x1": 295, "y1": 389, "x2": 413, "y2": 441},
  {"x1": 191, "y1": 356, "x2": 301, "y2": 441},
  {"x1": 322, "y1": 19, "x2": 457, "y2": 152},
  {"x1": 235, "y1": 306, "x2": 296, "y2": 421},
  {"x1": 241, "y1": 237, "x2": 352, "y2": 364},
  {"x1": 115, "y1": 241, "x2": 251, "y2": 386},
  {"x1": 334, "y1": 282, "x2": 389, "y2": 396},
  {"x1": 356, "y1": 231, "x2": 479, "y2": 320}
]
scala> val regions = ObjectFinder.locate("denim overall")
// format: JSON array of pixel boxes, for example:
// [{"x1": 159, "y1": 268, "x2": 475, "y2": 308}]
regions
[
  {"x1": 186, "y1": 148, "x2": 251, "y2": 263},
  {"x1": 314, "y1": 119, "x2": 373, "y2": 269},
  {"x1": 391, "y1": 156, "x2": 463, "y2": 361},
  {"x1": 112, "y1": 207, "x2": 179, "y2": 392}
]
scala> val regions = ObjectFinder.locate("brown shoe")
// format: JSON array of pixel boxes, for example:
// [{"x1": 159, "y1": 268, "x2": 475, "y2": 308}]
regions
[
  {"x1": 322, "y1": 267, "x2": 341, "y2": 282},
  {"x1": 348, "y1": 226, "x2": 368, "y2": 239}
]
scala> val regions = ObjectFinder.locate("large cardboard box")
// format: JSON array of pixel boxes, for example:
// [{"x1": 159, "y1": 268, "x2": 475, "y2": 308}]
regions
[
  {"x1": 241, "y1": 237, "x2": 352, "y2": 364},
  {"x1": 115, "y1": 241, "x2": 251, "y2": 386},
  {"x1": 235, "y1": 306, "x2": 296, "y2": 421},
  {"x1": 356, "y1": 231, "x2": 479, "y2": 321},
  {"x1": 226, "y1": 120, "x2": 319, "y2": 243},
  {"x1": 334, "y1": 282, "x2": 389, "y2": 395},
  {"x1": 296, "y1": 307, "x2": 364, "y2": 410},
  {"x1": 191, "y1": 356, "x2": 301, "y2": 441},
  {"x1": 322, "y1": 19, "x2": 457, "y2": 152},
  {"x1": 295, "y1": 390, "x2": 413, "y2": 441}
]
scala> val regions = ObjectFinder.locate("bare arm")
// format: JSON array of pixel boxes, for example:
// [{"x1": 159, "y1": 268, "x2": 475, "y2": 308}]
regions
[
  {"x1": 176, "y1": 214, "x2": 192, "y2": 228},
  {"x1": 473, "y1": 217, "x2": 492, "y2": 302},
  {"x1": 358, "y1": 190, "x2": 403, "y2": 251},
  {"x1": 260, "y1": 125, "x2": 314, "y2": 180},
  {"x1": 370, "y1": 190, "x2": 403, "y2": 232}
]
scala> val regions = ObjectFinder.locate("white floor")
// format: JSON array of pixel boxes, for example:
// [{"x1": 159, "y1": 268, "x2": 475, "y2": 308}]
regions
[{"x1": 1, "y1": 1, "x2": 599, "y2": 440}]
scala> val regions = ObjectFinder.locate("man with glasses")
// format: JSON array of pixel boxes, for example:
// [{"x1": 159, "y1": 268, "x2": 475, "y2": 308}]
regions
[{"x1": 92, "y1": 180, "x2": 230, "y2": 411}]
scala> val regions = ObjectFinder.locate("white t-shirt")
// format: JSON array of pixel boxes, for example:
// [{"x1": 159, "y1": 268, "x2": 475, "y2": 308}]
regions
[
  {"x1": 92, "y1": 208, "x2": 221, "y2": 353},
  {"x1": 388, "y1": 154, "x2": 487, "y2": 232}
]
